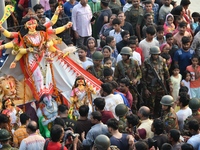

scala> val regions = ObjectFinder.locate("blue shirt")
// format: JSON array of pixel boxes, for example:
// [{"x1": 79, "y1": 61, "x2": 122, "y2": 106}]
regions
[
  {"x1": 64, "y1": 1, "x2": 78, "y2": 19},
  {"x1": 110, "y1": 134, "x2": 129, "y2": 150},
  {"x1": 173, "y1": 48, "x2": 194, "y2": 74}
]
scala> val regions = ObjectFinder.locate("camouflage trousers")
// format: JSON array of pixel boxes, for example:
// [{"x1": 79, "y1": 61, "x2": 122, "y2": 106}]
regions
[{"x1": 143, "y1": 86, "x2": 165, "y2": 118}]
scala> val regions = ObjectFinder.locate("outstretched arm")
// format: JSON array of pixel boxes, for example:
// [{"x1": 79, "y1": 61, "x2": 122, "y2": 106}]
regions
[
  {"x1": 0, "y1": 25, "x2": 18, "y2": 38},
  {"x1": 46, "y1": 22, "x2": 73, "y2": 35}
]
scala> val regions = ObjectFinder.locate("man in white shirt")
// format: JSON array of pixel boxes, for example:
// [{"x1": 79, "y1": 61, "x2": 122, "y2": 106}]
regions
[
  {"x1": 19, "y1": 121, "x2": 45, "y2": 150},
  {"x1": 139, "y1": 26, "x2": 159, "y2": 59},
  {"x1": 100, "y1": 82, "x2": 124, "y2": 119},
  {"x1": 77, "y1": 45, "x2": 93, "y2": 70},
  {"x1": 72, "y1": 0, "x2": 93, "y2": 46},
  {"x1": 137, "y1": 106, "x2": 154, "y2": 139}
]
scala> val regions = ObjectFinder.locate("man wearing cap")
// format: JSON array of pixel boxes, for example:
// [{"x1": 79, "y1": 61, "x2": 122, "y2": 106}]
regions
[
  {"x1": 0, "y1": 129, "x2": 18, "y2": 150},
  {"x1": 160, "y1": 95, "x2": 179, "y2": 133}
]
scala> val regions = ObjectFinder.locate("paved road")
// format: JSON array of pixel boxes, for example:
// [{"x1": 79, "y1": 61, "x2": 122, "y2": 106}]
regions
[{"x1": 176, "y1": 0, "x2": 200, "y2": 13}]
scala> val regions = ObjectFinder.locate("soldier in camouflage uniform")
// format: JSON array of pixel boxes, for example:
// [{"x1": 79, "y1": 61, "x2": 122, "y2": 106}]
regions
[
  {"x1": 141, "y1": 46, "x2": 171, "y2": 117},
  {"x1": 160, "y1": 95, "x2": 179, "y2": 133},
  {"x1": 125, "y1": 0, "x2": 144, "y2": 41},
  {"x1": 87, "y1": 51, "x2": 104, "y2": 79},
  {"x1": 115, "y1": 104, "x2": 129, "y2": 133},
  {"x1": 183, "y1": 98, "x2": 200, "y2": 136},
  {"x1": 114, "y1": 47, "x2": 142, "y2": 112}
]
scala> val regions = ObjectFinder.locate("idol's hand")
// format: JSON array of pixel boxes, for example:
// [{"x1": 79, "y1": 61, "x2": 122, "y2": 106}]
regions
[
  {"x1": 65, "y1": 22, "x2": 73, "y2": 29},
  {"x1": 10, "y1": 62, "x2": 16, "y2": 69},
  {"x1": 55, "y1": 5, "x2": 63, "y2": 15}
]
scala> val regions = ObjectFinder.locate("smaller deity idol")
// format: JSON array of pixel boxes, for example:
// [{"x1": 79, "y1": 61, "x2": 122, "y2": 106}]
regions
[
  {"x1": 69, "y1": 76, "x2": 95, "y2": 119},
  {"x1": 36, "y1": 94, "x2": 58, "y2": 138},
  {"x1": 1, "y1": 99, "x2": 23, "y2": 130}
]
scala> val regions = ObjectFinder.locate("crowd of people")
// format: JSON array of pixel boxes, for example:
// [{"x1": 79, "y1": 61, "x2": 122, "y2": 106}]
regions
[{"x1": 0, "y1": 0, "x2": 200, "y2": 149}]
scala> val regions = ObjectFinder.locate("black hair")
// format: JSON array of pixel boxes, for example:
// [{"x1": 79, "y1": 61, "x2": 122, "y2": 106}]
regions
[
  {"x1": 78, "y1": 45, "x2": 88, "y2": 52},
  {"x1": 144, "y1": 13, "x2": 152, "y2": 19},
  {"x1": 58, "y1": 104, "x2": 68, "y2": 113},
  {"x1": 182, "y1": 70, "x2": 191, "y2": 80},
  {"x1": 120, "y1": 78, "x2": 130, "y2": 86},
  {"x1": 128, "y1": 40, "x2": 137, "y2": 46},
  {"x1": 129, "y1": 35, "x2": 138, "y2": 41},
  {"x1": 146, "y1": 26, "x2": 156, "y2": 35},
  {"x1": 179, "y1": 21, "x2": 187, "y2": 28},
  {"x1": 100, "y1": 40, "x2": 107, "y2": 48},
  {"x1": 106, "y1": 118, "x2": 119, "y2": 130},
  {"x1": 49, "y1": 0, "x2": 57, "y2": 4},
  {"x1": 53, "y1": 117, "x2": 65, "y2": 129},
  {"x1": 103, "y1": 57, "x2": 112, "y2": 64},
  {"x1": 108, "y1": 81, "x2": 118, "y2": 90},
  {"x1": 79, "y1": 105, "x2": 89, "y2": 117},
  {"x1": 27, "y1": 121, "x2": 38, "y2": 132},
  {"x1": 181, "y1": 143, "x2": 194, "y2": 150},
  {"x1": 101, "y1": 83, "x2": 113, "y2": 94},
  {"x1": 180, "y1": 0, "x2": 191, "y2": 6},
  {"x1": 126, "y1": 114, "x2": 139, "y2": 126},
  {"x1": 0, "y1": 114, "x2": 9, "y2": 124},
  {"x1": 181, "y1": 36, "x2": 191, "y2": 45},
  {"x1": 50, "y1": 124, "x2": 64, "y2": 142},
  {"x1": 156, "y1": 25, "x2": 164, "y2": 32},
  {"x1": 160, "y1": 53, "x2": 170, "y2": 60},
  {"x1": 93, "y1": 97, "x2": 106, "y2": 110},
  {"x1": 172, "y1": 64, "x2": 180, "y2": 70},
  {"x1": 33, "y1": 4, "x2": 44, "y2": 12},
  {"x1": 106, "y1": 36, "x2": 114, "y2": 45},
  {"x1": 192, "y1": 12, "x2": 200, "y2": 18},
  {"x1": 112, "y1": 18, "x2": 121, "y2": 25},
  {"x1": 166, "y1": 33, "x2": 173, "y2": 39},
  {"x1": 135, "y1": 141, "x2": 149, "y2": 150},
  {"x1": 20, "y1": 113, "x2": 30, "y2": 125},
  {"x1": 101, "y1": 1, "x2": 109, "y2": 7},
  {"x1": 171, "y1": 5, "x2": 183, "y2": 16},
  {"x1": 121, "y1": 30, "x2": 129, "y2": 38},
  {"x1": 188, "y1": 119, "x2": 199, "y2": 132},
  {"x1": 169, "y1": 129, "x2": 180, "y2": 142},
  {"x1": 179, "y1": 86, "x2": 189, "y2": 93},
  {"x1": 191, "y1": 53, "x2": 199, "y2": 60},
  {"x1": 179, "y1": 92, "x2": 190, "y2": 107},
  {"x1": 91, "y1": 111, "x2": 102, "y2": 121},
  {"x1": 161, "y1": 143, "x2": 172, "y2": 150},
  {"x1": 152, "y1": 118, "x2": 164, "y2": 135}
]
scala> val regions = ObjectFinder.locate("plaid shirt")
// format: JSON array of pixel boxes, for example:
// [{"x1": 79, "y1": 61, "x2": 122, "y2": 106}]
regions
[{"x1": 13, "y1": 125, "x2": 28, "y2": 147}]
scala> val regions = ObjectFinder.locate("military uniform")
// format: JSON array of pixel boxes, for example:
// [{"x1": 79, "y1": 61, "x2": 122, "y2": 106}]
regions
[
  {"x1": 142, "y1": 56, "x2": 171, "y2": 117},
  {"x1": 87, "y1": 65, "x2": 104, "y2": 79},
  {"x1": 125, "y1": 6, "x2": 144, "y2": 33},
  {"x1": 161, "y1": 107, "x2": 179, "y2": 133},
  {"x1": 114, "y1": 59, "x2": 142, "y2": 82},
  {"x1": 118, "y1": 117, "x2": 127, "y2": 133}
]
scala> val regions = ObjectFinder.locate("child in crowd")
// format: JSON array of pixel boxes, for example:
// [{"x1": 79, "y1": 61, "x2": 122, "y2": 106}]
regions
[
  {"x1": 102, "y1": 46, "x2": 116, "y2": 67},
  {"x1": 181, "y1": 70, "x2": 191, "y2": 98},
  {"x1": 109, "y1": 18, "x2": 124, "y2": 43},
  {"x1": 86, "y1": 37, "x2": 97, "y2": 58},
  {"x1": 186, "y1": 54, "x2": 200, "y2": 98},
  {"x1": 164, "y1": 13, "x2": 175, "y2": 35},
  {"x1": 155, "y1": 25, "x2": 166, "y2": 46},
  {"x1": 170, "y1": 64, "x2": 182, "y2": 103},
  {"x1": 191, "y1": 12, "x2": 200, "y2": 32},
  {"x1": 160, "y1": 43, "x2": 172, "y2": 68}
]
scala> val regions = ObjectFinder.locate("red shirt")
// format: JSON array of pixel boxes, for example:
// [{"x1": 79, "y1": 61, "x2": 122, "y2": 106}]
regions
[
  {"x1": 136, "y1": 47, "x2": 144, "y2": 62},
  {"x1": 101, "y1": 110, "x2": 115, "y2": 124},
  {"x1": 18, "y1": 0, "x2": 29, "y2": 16},
  {"x1": 47, "y1": 141, "x2": 68, "y2": 150}
]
